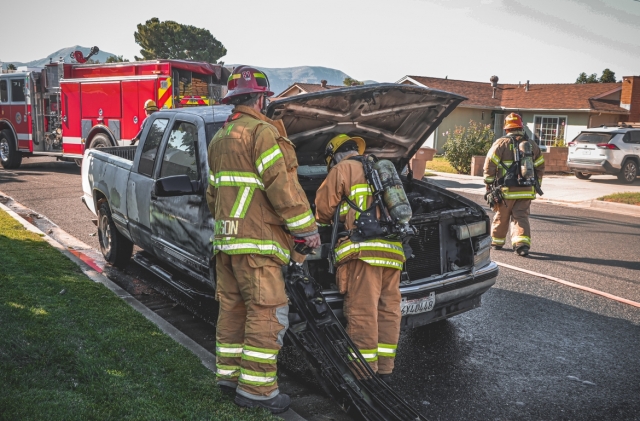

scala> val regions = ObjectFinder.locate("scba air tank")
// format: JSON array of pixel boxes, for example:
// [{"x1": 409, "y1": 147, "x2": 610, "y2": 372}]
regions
[
  {"x1": 372, "y1": 159, "x2": 413, "y2": 224},
  {"x1": 519, "y1": 140, "x2": 535, "y2": 181}
]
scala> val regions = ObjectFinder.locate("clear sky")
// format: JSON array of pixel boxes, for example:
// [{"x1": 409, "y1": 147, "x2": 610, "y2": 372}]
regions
[{"x1": 1, "y1": 0, "x2": 638, "y2": 84}]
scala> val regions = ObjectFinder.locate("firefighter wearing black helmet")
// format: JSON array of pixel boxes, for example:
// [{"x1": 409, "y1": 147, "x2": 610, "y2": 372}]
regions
[{"x1": 206, "y1": 65, "x2": 320, "y2": 414}]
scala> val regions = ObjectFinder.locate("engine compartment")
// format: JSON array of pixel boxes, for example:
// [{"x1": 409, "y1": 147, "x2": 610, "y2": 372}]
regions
[{"x1": 297, "y1": 166, "x2": 489, "y2": 292}]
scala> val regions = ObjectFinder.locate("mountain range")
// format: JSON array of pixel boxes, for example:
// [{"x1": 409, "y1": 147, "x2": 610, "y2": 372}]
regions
[{"x1": 1, "y1": 46, "x2": 377, "y2": 95}]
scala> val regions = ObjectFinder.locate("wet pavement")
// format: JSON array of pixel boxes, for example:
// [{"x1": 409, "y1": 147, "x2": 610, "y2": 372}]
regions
[{"x1": 2, "y1": 157, "x2": 640, "y2": 420}]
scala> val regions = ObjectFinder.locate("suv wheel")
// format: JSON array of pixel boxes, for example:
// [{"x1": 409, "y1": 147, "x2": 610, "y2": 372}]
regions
[
  {"x1": 574, "y1": 172, "x2": 591, "y2": 180},
  {"x1": 617, "y1": 160, "x2": 638, "y2": 184}
]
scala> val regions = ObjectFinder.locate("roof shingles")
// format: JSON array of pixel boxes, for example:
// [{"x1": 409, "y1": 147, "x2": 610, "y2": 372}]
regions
[{"x1": 405, "y1": 76, "x2": 627, "y2": 113}]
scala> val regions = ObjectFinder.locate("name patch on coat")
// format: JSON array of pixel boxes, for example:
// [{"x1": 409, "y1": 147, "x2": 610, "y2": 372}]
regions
[{"x1": 215, "y1": 220, "x2": 239, "y2": 236}]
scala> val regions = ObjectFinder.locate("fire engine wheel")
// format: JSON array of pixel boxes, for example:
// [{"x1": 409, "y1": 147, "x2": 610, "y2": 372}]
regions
[
  {"x1": 90, "y1": 133, "x2": 112, "y2": 149},
  {"x1": 574, "y1": 171, "x2": 591, "y2": 180},
  {"x1": 98, "y1": 202, "x2": 133, "y2": 269},
  {"x1": 0, "y1": 129, "x2": 22, "y2": 169}
]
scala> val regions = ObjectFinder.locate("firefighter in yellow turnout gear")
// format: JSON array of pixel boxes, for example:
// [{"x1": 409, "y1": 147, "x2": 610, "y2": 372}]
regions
[
  {"x1": 315, "y1": 134, "x2": 405, "y2": 383},
  {"x1": 483, "y1": 113, "x2": 545, "y2": 256},
  {"x1": 206, "y1": 66, "x2": 320, "y2": 414}
]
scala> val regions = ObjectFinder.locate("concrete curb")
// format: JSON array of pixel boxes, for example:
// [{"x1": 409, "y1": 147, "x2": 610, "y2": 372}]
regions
[{"x1": 0, "y1": 200, "x2": 306, "y2": 421}]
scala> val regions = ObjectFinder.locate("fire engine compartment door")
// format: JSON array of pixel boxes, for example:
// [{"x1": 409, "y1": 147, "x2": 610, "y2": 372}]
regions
[
  {"x1": 81, "y1": 81, "x2": 122, "y2": 118},
  {"x1": 61, "y1": 81, "x2": 83, "y2": 156},
  {"x1": 122, "y1": 79, "x2": 157, "y2": 142}
]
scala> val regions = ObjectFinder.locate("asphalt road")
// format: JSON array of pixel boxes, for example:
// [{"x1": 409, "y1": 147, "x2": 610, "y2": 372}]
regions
[{"x1": 2, "y1": 157, "x2": 640, "y2": 421}]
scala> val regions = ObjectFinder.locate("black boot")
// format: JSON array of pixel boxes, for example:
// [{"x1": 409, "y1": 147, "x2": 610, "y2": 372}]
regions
[
  {"x1": 491, "y1": 244, "x2": 503, "y2": 250},
  {"x1": 379, "y1": 373, "x2": 393, "y2": 385},
  {"x1": 235, "y1": 392, "x2": 291, "y2": 414},
  {"x1": 515, "y1": 245, "x2": 529, "y2": 256}
]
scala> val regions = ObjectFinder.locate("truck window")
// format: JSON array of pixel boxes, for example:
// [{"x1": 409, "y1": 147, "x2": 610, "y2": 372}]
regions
[
  {"x1": 205, "y1": 122, "x2": 224, "y2": 146},
  {"x1": 139, "y1": 118, "x2": 169, "y2": 177},
  {"x1": 10, "y1": 79, "x2": 25, "y2": 102},
  {"x1": 160, "y1": 121, "x2": 199, "y2": 181},
  {"x1": 0, "y1": 80, "x2": 7, "y2": 102}
]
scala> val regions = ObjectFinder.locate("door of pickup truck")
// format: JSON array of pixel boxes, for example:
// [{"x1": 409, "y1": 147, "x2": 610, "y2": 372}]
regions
[{"x1": 149, "y1": 113, "x2": 212, "y2": 278}]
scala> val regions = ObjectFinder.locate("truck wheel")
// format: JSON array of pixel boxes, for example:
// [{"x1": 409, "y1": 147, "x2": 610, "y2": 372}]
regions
[
  {"x1": 574, "y1": 172, "x2": 591, "y2": 180},
  {"x1": 90, "y1": 133, "x2": 112, "y2": 149},
  {"x1": 98, "y1": 202, "x2": 133, "y2": 268},
  {"x1": 0, "y1": 129, "x2": 22, "y2": 169},
  {"x1": 617, "y1": 160, "x2": 638, "y2": 184}
]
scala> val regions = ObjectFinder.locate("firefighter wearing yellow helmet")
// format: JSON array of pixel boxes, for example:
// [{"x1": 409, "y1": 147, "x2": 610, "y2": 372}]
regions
[
  {"x1": 131, "y1": 100, "x2": 159, "y2": 145},
  {"x1": 483, "y1": 113, "x2": 546, "y2": 256},
  {"x1": 315, "y1": 134, "x2": 405, "y2": 384},
  {"x1": 206, "y1": 66, "x2": 320, "y2": 414}
]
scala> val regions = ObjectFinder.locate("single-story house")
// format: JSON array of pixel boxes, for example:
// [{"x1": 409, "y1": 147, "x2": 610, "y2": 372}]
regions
[
  {"x1": 274, "y1": 80, "x2": 344, "y2": 98},
  {"x1": 396, "y1": 75, "x2": 640, "y2": 152}
]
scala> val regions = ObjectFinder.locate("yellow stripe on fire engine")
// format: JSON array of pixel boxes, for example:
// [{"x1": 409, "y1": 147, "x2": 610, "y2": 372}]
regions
[{"x1": 158, "y1": 77, "x2": 173, "y2": 109}]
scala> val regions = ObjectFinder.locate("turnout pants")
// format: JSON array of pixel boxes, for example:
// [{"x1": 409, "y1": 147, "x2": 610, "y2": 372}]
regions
[
  {"x1": 215, "y1": 253, "x2": 289, "y2": 400},
  {"x1": 491, "y1": 199, "x2": 531, "y2": 248},
  {"x1": 337, "y1": 259, "x2": 402, "y2": 375}
]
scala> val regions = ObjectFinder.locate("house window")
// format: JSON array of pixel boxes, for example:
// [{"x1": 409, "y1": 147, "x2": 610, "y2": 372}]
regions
[{"x1": 533, "y1": 116, "x2": 567, "y2": 147}]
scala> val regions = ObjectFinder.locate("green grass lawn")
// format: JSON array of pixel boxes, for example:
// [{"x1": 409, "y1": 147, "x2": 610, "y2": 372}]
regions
[
  {"x1": 0, "y1": 210, "x2": 276, "y2": 421},
  {"x1": 425, "y1": 156, "x2": 458, "y2": 174},
  {"x1": 597, "y1": 192, "x2": 640, "y2": 206}
]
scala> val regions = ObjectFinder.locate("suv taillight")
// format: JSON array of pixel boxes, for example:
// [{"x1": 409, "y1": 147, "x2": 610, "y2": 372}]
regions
[
  {"x1": 596, "y1": 143, "x2": 619, "y2": 150},
  {"x1": 568, "y1": 141, "x2": 576, "y2": 147}
]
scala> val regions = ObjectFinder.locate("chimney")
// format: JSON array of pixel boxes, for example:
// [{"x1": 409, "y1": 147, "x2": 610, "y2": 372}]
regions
[
  {"x1": 621, "y1": 76, "x2": 640, "y2": 122},
  {"x1": 525, "y1": 80, "x2": 530, "y2": 92},
  {"x1": 320, "y1": 79, "x2": 327, "y2": 88},
  {"x1": 490, "y1": 75, "x2": 499, "y2": 99}
]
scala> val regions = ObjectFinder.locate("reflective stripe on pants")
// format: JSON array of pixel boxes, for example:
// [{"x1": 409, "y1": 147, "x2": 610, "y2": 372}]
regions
[{"x1": 491, "y1": 199, "x2": 532, "y2": 249}]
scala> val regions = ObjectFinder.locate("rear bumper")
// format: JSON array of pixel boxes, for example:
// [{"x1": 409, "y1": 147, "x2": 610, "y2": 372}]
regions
[{"x1": 567, "y1": 159, "x2": 619, "y2": 175}]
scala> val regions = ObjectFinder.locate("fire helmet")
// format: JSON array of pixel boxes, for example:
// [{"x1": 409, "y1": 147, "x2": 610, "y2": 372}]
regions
[
  {"x1": 222, "y1": 65, "x2": 274, "y2": 105},
  {"x1": 504, "y1": 113, "x2": 523, "y2": 130},
  {"x1": 144, "y1": 99, "x2": 158, "y2": 112},
  {"x1": 324, "y1": 134, "x2": 366, "y2": 170}
]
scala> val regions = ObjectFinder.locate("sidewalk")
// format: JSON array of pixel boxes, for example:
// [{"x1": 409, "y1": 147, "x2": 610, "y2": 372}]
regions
[{"x1": 422, "y1": 172, "x2": 640, "y2": 217}]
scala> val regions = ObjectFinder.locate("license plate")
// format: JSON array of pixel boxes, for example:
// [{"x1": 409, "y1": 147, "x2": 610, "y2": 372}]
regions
[
  {"x1": 401, "y1": 292, "x2": 435, "y2": 316},
  {"x1": 582, "y1": 149, "x2": 591, "y2": 155}
]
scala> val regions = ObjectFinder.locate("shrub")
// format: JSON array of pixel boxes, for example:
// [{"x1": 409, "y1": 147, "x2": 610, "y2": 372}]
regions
[
  {"x1": 551, "y1": 137, "x2": 566, "y2": 147},
  {"x1": 442, "y1": 121, "x2": 494, "y2": 174}
]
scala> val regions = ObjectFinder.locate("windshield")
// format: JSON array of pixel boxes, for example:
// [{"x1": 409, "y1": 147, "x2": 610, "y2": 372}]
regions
[{"x1": 574, "y1": 132, "x2": 614, "y2": 144}]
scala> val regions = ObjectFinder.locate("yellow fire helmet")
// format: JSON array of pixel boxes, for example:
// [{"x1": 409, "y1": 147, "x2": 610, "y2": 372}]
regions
[
  {"x1": 324, "y1": 134, "x2": 366, "y2": 170},
  {"x1": 144, "y1": 99, "x2": 158, "y2": 112}
]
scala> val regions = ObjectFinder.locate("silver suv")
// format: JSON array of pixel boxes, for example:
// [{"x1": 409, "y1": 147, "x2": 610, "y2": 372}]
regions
[{"x1": 567, "y1": 127, "x2": 640, "y2": 184}]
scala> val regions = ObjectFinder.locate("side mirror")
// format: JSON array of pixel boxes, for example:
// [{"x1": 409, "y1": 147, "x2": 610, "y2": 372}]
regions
[{"x1": 154, "y1": 175, "x2": 196, "y2": 197}]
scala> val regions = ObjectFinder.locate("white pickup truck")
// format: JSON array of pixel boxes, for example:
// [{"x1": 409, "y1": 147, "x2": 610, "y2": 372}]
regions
[{"x1": 82, "y1": 84, "x2": 498, "y2": 329}]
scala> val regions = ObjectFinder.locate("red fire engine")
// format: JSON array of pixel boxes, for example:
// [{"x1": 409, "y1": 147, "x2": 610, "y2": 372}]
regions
[{"x1": 0, "y1": 54, "x2": 228, "y2": 169}]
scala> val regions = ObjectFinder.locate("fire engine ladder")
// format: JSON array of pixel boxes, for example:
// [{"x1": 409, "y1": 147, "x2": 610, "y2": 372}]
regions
[{"x1": 284, "y1": 270, "x2": 427, "y2": 421}]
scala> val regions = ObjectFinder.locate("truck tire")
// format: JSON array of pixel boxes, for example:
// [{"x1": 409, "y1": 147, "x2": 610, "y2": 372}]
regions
[
  {"x1": 617, "y1": 159, "x2": 638, "y2": 184},
  {"x1": 574, "y1": 171, "x2": 591, "y2": 180},
  {"x1": 0, "y1": 129, "x2": 22, "y2": 169},
  {"x1": 90, "y1": 133, "x2": 112, "y2": 149},
  {"x1": 98, "y1": 202, "x2": 133, "y2": 268}
]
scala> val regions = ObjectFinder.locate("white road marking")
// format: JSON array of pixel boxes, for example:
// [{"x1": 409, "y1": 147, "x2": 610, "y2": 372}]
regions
[{"x1": 495, "y1": 261, "x2": 640, "y2": 308}]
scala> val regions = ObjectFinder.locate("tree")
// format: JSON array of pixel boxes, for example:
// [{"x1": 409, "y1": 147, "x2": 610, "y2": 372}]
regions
[
  {"x1": 442, "y1": 121, "x2": 494, "y2": 174},
  {"x1": 576, "y1": 69, "x2": 617, "y2": 84},
  {"x1": 576, "y1": 72, "x2": 598, "y2": 84},
  {"x1": 106, "y1": 55, "x2": 129, "y2": 63},
  {"x1": 599, "y1": 68, "x2": 616, "y2": 83},
  {"x1": 6, "y1": 63, "x2": 16, "y2": 71},
  {"x1": 134, "y1": 17, "x2": 226, "y2": 63},
  {"x1": 343, "y1": 77, "x2": 364, "y2": 86}
]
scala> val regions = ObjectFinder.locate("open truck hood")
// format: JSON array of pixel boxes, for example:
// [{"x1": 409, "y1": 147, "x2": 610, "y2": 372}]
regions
[{"x1": 266, "y1": 83, "x2": 466, "y2": 169}]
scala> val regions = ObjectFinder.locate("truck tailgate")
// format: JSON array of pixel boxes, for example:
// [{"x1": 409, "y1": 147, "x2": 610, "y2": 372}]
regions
[{"x1": 81, "y1": 148, "x2": 134, "y2": 216}]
